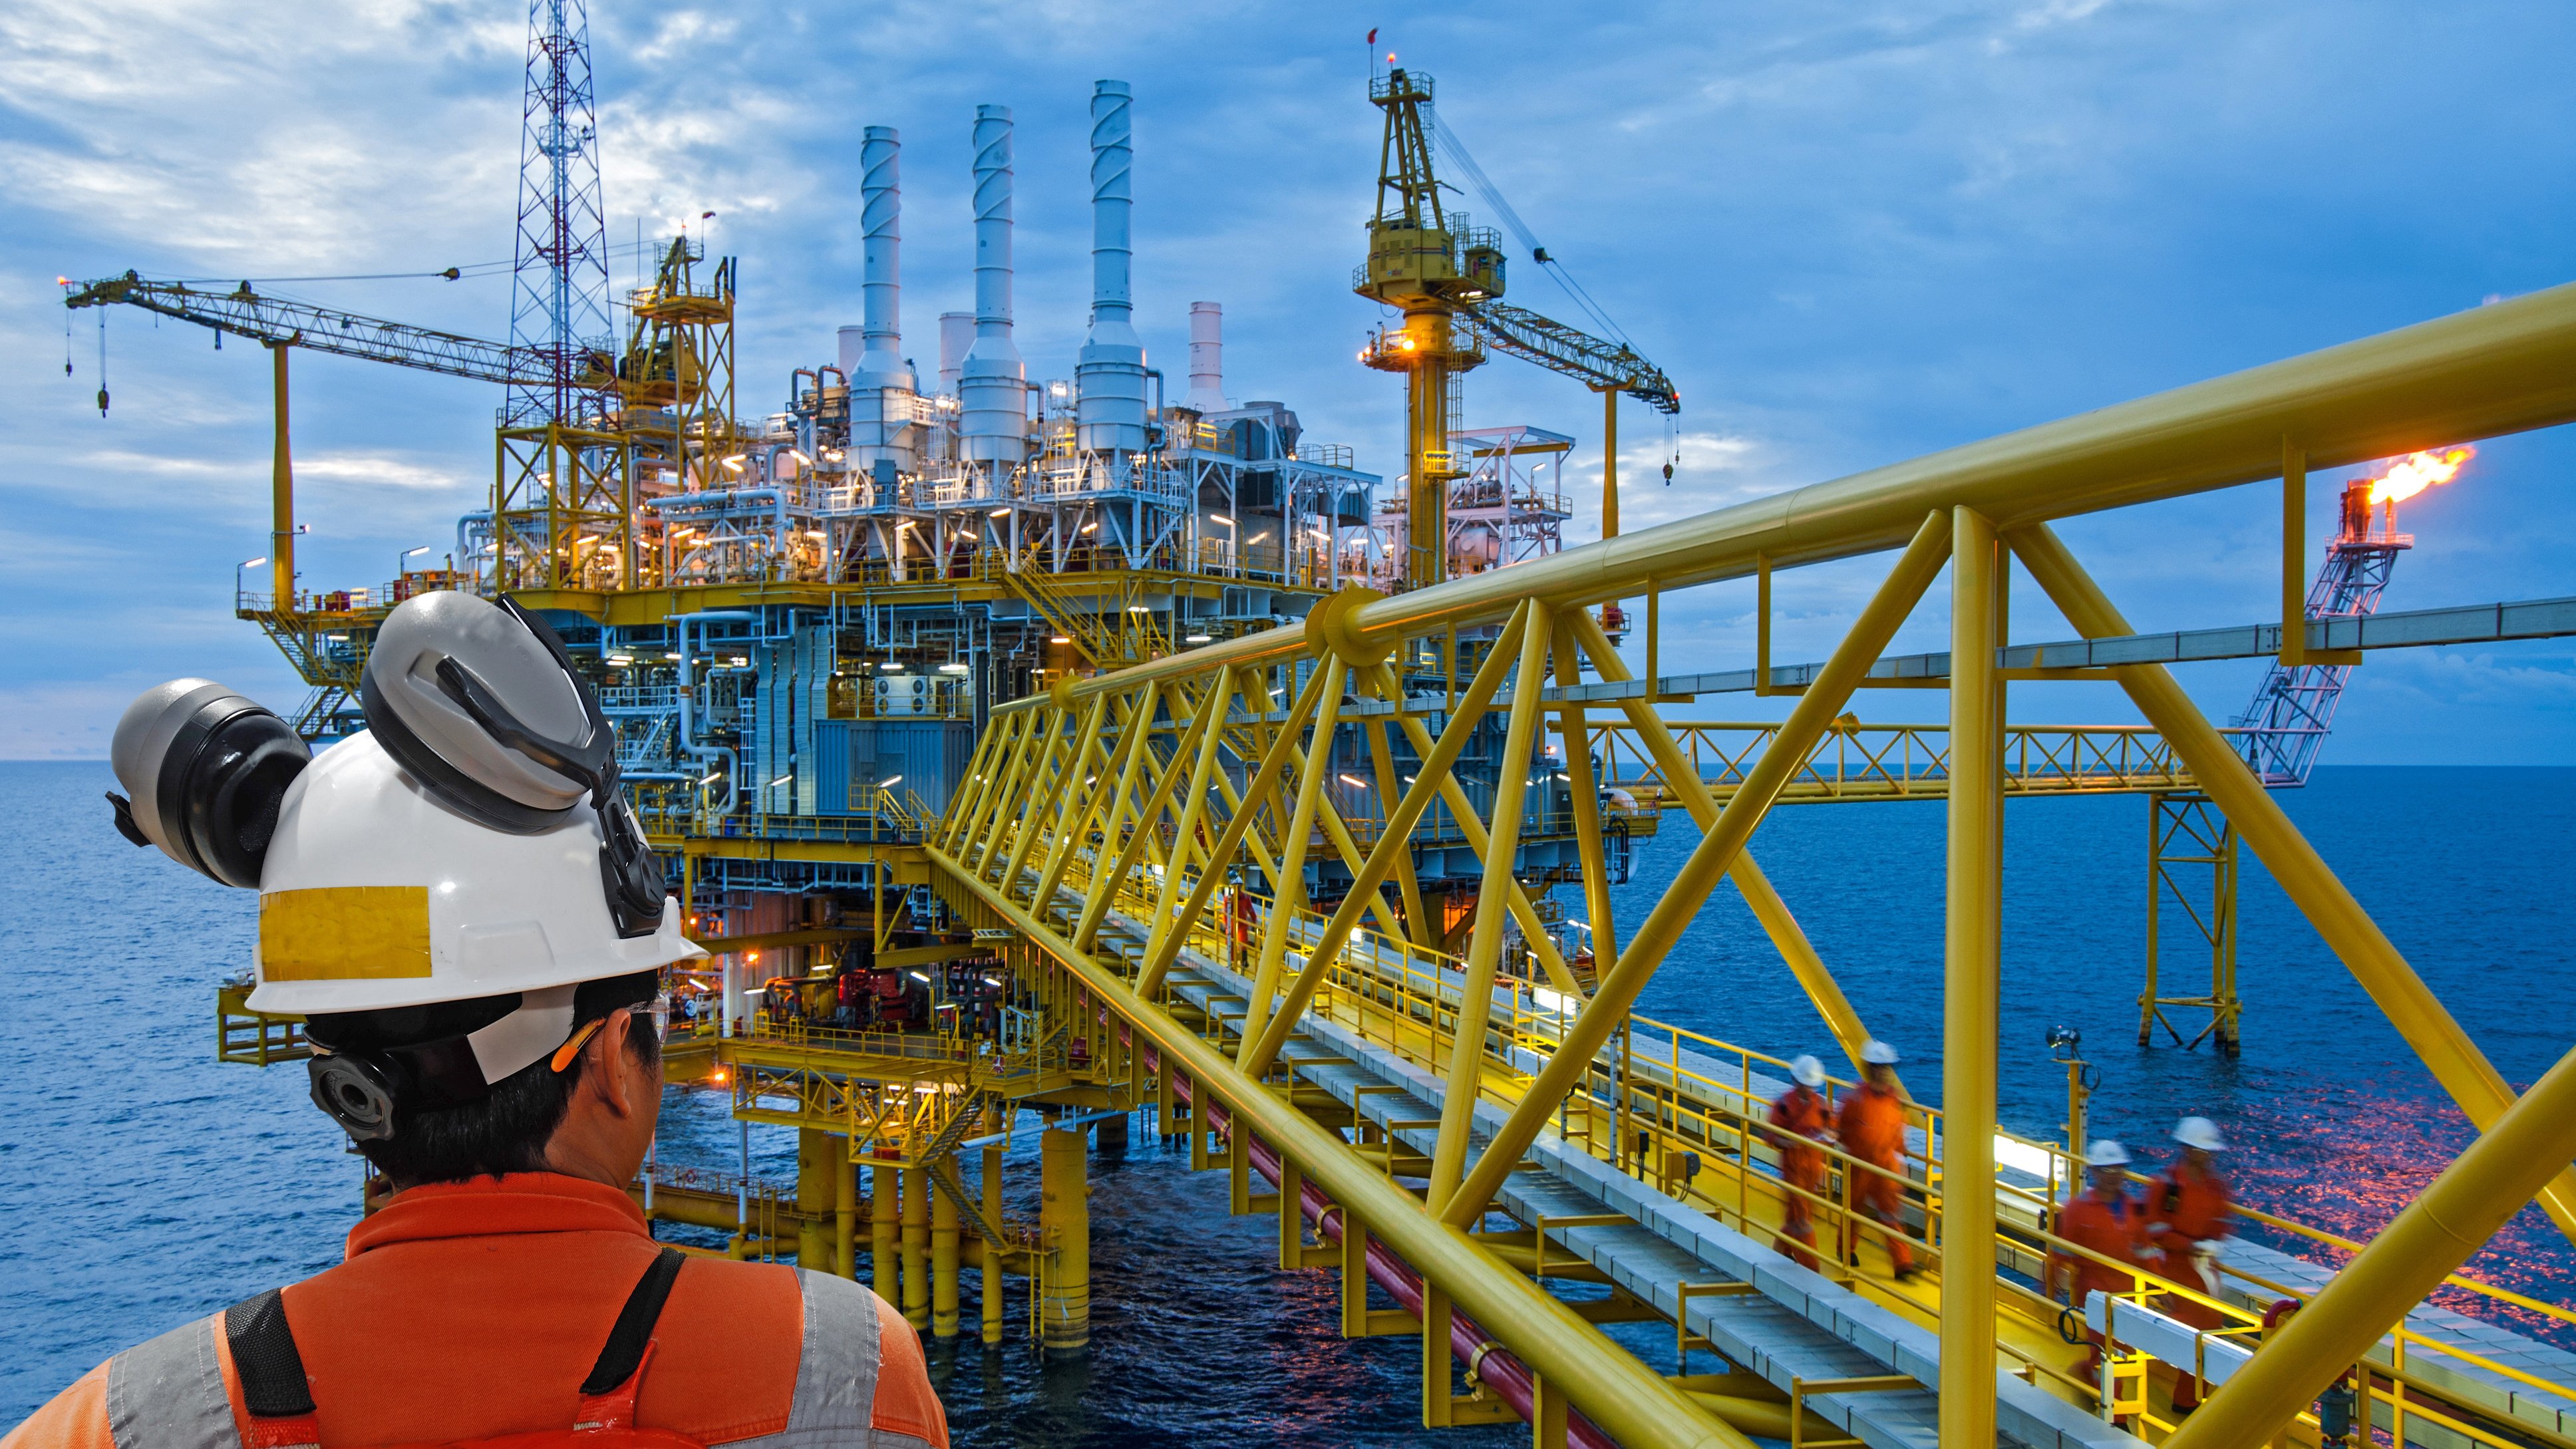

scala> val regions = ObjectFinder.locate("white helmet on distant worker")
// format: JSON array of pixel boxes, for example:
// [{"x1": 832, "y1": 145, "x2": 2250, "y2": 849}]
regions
[
  {"x1": 1790, "y1": 1054, "x2": 1828, "y2": 1088},
  {"x1": 1859, "y1": 1040, "x2": 1899, "y2": 1066},
  {"x1": 2087, "y1": 1140, "x2": 2132, "y2": 1168},
  {"x1": 2173, "y1": 1116, "x2": 2227, "y2": 1152}
]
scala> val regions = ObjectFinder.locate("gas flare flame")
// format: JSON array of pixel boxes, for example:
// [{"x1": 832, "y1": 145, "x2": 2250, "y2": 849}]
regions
[{"x1": 2366, "y1": 446, "x2": 2475, "y2": 506}]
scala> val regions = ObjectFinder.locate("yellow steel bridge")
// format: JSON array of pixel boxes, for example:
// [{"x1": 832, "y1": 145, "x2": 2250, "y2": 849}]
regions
[{"x1": 895, "y1": 281, "x2": 2576, "y2": 1449}]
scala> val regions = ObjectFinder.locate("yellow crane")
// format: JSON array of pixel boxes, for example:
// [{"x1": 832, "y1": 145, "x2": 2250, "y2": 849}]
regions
[{"x1": 1355, "y1": 68, "x2": 1679, "y2": 589}]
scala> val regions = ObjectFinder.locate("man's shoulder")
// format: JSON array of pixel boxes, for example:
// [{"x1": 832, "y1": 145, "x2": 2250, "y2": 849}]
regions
[{"x1": 740, "y1": 1270, "x2": 943, "y2": 1449}]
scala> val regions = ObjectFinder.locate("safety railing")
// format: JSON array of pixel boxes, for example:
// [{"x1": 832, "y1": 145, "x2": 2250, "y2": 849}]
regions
[
  {"x1": 1591, "y1": 721, "x2": 2217, "y2": 804},
  {"x1": 1044, "y1": 836, "x2": 2576, "y2": 1438}
]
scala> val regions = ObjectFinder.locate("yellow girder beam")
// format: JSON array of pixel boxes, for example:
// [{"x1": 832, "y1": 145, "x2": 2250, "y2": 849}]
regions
[{"x1": 677, "y1": 838, "x2": 929, "y2": 874}]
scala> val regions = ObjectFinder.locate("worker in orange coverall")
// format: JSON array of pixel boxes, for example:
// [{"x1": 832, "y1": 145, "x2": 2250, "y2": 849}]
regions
[
  {"x1": 2147, "y1": 1116, "x2": 2236, "y2": 1412},
  {"x1": 1834, "y1": 1040, "x2": 1917, "y2": 1280},
  {"x1": 2049, "y1": 1139, "x2": 2152, "y2": 1392},
  {"x1": 1766, "y1": 1054, "x2": 1834, "y2": 1269}
]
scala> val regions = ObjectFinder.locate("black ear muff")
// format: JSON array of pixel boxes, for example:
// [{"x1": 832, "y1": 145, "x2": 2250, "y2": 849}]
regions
[
  {"x1": 109, "y1": 683, "x2": 311, "y2": 888},
  {"x1": 597, "y1": 797, "x2": 667, "y2": 939},
  {"x1": 308, "y1": 1052, "x2": 402, "y2": 1142}
]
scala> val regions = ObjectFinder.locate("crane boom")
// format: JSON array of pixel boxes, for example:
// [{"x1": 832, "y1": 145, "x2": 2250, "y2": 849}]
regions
[
  {"x1": 63, "y1": 271, "x2": 556, "y2": 387},
  {"x1": 1456, "y1": 300, "x2": 1679, "y2": 414}
]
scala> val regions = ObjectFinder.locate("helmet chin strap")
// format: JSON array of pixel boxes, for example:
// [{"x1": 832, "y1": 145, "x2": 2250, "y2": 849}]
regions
[{"x1": 464, "y1": 984, "x2": 579, "y2": 1084}]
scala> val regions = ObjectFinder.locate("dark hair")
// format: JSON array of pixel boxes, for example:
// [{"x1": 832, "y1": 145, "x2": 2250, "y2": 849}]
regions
[{"x1": 313, "y1": 971, "x2": 660, "y2": 1188}]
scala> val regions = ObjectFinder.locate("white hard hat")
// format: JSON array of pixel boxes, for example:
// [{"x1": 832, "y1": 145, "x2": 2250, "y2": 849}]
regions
[
  {"x1": 2174, "y1": 1116, "x2": 2227, "y2": 1152},
  {"x1": 249, "y1": 730, "x2": 703, "y2": 1018},
  {"x1": 1860, "y1": 1040, "x2": 1899, "y2": 1066},
  {"x1": 2087, "y1": 1139, "x2": 2132, "y2": 1168},
  {"x1": 107, "y1": 591, "x2": 703, "y2": 1144},
  {"x1": 1791, "y1": 1054, "x2": 1827, "y2": 1088}
]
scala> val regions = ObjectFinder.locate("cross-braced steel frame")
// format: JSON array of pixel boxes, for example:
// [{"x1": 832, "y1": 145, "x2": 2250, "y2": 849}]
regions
[{"x1": 925, "y1": 281, "x2": 2576, "y2": 1449}]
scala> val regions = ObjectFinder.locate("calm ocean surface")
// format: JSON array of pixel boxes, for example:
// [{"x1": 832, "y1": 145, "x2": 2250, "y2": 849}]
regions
[{"x1": 5, "y1": 760, "x2": 2571, "y2": 1437}]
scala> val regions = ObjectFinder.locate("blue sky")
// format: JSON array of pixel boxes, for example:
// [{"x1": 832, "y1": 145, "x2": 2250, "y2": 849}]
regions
[{"x1": 3, "y1": 0, "x2": 2572, "y2": 760}]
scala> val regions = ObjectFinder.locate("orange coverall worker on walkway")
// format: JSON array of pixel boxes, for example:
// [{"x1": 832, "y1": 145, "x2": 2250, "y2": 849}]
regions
[
  {"x1": 6, "y1": 593, "x2": 948, "y2": 1449},
  {"x1": 1766, "y1": 1054, "x2": 1834, "y2": 1269},
  {"x1": 2146, "y1": 1115, "x2": 2236, "y2": 1411},
  {"x1": 1834, "y1": 1040, "x2": 1918, "y2": 1280},
  {"x1": 2048, "y1": 1139, "x2": 2152, "y2": 1389}
]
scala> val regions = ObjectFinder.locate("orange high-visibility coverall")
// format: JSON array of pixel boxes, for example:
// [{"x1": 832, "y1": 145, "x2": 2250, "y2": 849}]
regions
[
  {"x1": 2050, "y1": 1184, "x2": 2152, "y2": 1386},
  {"x1": 4, "y1": 1174, "x2": 947, "y2": 1449},
  {"x1": 2146, "y1": 1158, "x2": 2235, "y2": 1408},
  {"x1": 1767, "y1": 1083, "x2": 1832, "y2": 1269},
  {"x1": 1834, "y1": 1082, "x2": 1914, "y2": 1275}
]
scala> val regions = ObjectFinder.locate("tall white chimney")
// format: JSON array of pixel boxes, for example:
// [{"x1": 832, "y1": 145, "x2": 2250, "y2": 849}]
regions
[
  {"x1": 958, "y1": 105, "x2": 1026, "y2": 470},
  {"x1": 1075, "y1": 80, "x2": 1148, "y2": 455},
  {"x1": 1186, "y1": 301, "x2": 1227, "y2": 413},
  {"x1": 938, "y1": 312, "x2": 973, "y2": 398},
  {"x1": 850, "y1": 125, "x2": 916, "y2": 470}
]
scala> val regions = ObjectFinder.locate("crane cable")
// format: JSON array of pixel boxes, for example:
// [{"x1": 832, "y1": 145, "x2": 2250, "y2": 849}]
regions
[
  {"x1": 1426, "y1": 112, "x2": 1635, "y2": 350},
  {"x1": 1425, "y1": 111, "x2": 1683, "y2": 484},
  {"x1": 160, "y1": 233, "x2": 682, "y2": 290}
]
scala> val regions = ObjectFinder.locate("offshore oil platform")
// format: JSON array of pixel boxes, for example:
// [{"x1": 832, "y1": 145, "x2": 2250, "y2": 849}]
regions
[{"x1": 67, "y1": 3, "x2": 2576, "y2": 1447}]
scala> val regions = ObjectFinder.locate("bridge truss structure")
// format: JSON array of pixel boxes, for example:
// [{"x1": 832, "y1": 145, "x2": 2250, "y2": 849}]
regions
[{"x1": 919, "y1": 285, "x2": 2576, "y2": 1449}]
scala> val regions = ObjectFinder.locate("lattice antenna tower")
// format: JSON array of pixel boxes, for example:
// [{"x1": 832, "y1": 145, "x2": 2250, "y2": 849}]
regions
[{"x1": 508, "y1": 0, "x2": 611, "y2": 426}]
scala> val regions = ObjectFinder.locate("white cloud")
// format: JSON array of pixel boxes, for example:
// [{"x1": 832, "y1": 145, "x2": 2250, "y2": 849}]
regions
[{"x1": 294, "y1": 452, "x2": 469, "y2": 492}]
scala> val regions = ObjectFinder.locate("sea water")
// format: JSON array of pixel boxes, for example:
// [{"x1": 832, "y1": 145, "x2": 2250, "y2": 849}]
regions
[{"x1": 5, "y1": 761, "x2": 2571, "y2": 1439}]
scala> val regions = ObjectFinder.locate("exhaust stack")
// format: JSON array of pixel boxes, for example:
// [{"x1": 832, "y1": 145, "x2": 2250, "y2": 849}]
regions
[
  {"x1": 1075, "y1": 80, "x2": 1148, "y2": 455},
  {"x1": 1187, "y1": 301, "x2": 1227, "y2": 414},
  {"x1": 938, "y1": 312, "x2": 973, "y2": 398},
  {"x1": 958, "y1": 105, "x2": 1027, "y2": 469},
  {"x1": 850, "y1": 125, "x2": 916, "y2": 470}
]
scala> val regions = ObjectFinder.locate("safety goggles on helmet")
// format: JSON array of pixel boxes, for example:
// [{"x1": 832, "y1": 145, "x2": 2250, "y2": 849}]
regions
[{"x1": 108, "y1": 680, "x2": 311, "y2": 889}]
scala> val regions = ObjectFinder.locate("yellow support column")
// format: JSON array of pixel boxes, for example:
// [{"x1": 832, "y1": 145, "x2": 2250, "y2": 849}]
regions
[
  {"x1": 870, "y1": 1161, "x2": 898, "y2": 1303},
  {"x1": 981, "y1": 1142, "x2": 1006, "y2": 1347},
  {"x1": 1039, "y1": 1127, "x2": 1090, "y2": 1357},
  {"x1": 1422, "y1": 1282, "x2": 1454, "y2": 1428},
  {"x1": 931, "y1": 1168, "x2": 961, "y2": 1340},
  {"x1": 795, "y1": 1129, "x2": 833, "y2": 1269},
  {"x1": 1941, "y1": 506, "x2": 2003, "y2": 1448},
  {"x1": 901, "y1": 1166, "x2": 930, "y2": 1329},
  {"x1": 267, "y1": 343, "x2": 295, "y2": 607},
  {"x1": 834, "y1": 1154, "x2": 856, "y2": 1279}
]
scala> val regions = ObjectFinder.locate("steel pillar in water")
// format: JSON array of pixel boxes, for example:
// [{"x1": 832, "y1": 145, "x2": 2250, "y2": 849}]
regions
[
  {"x1": 981, "y1": 1141, "x2": 1006, "y2": 1347},
  {"x1": 901, "y1": 1166, "x2": 930, "y2": 1329},
  {"x1": 2140, "y1": 790, "x2": 2242, "y2": 1052},
  {"x1": 1040, "y1": 1126, "x2": 1090, "y2": 1356},
  {"x1": 932, "y1": 1172, "x2": 961, "y2": 1339},
  {"x1": 834, "y1": 1152, "x2": 856, "y2": 1279},
  {"x1": 871, "y1": 1160, "x2": 899, "y2": 1303},
  {"x1": 795, "y1": 1128, "x2": 833, "y2": 1269}
]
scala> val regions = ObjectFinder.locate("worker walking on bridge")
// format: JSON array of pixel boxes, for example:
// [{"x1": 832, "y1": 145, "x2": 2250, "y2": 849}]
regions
[
  {"x1": 2147, "y1": 1116, "x2": 2235, "y2": 1412},
  {"x1": 1835, "y1": 1041, "x2": 1918, "y2": 1281},
  {"x1": 9, "y1": 594, "x2": 947, "y2": 1449},
  {"x1": 2049, "y1": 1139, "x2": 2150, "y2": 1396},
  {"x1": 1767, "y1": 1055, "x2": 1834, "y2": 1269}
]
